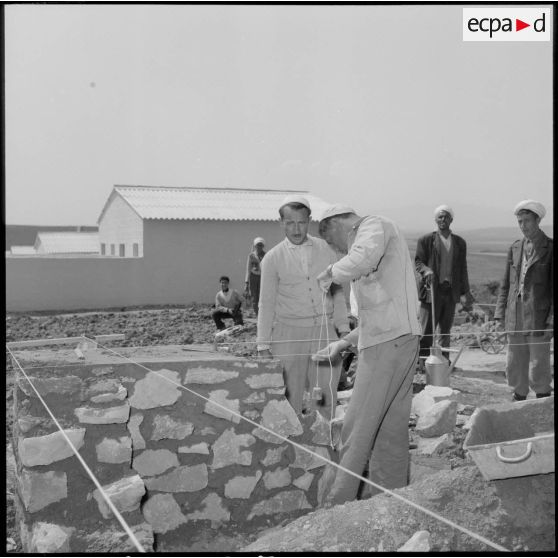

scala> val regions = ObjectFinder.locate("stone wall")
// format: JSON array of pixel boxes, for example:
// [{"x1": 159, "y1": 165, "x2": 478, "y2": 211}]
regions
[{"x1": 11, "y1": 345, "x2": 335, "y2": 553}]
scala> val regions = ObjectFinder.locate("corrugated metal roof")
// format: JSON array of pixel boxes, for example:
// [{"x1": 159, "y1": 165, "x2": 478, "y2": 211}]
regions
[
  {"x1": 35, "y1": 232, "x2": 99, "y2": 254},
  {"x1": 99, "y1": 186, "x2": 333, "y2": 222}
]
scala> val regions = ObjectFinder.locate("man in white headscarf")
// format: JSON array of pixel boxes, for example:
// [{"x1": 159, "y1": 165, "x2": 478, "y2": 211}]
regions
[
  {"x1": 244, "y1": 237, "x2": 266, "y2": 316},
  {"x1": 495, "y1": 200, "x2": 553, "y2": 401},
  {"x1": 415, "y1": 205, "x2": 474, "y2": 364},
  {"x1": 256, "y1": 195, "x2": 351, "y2": 419}
]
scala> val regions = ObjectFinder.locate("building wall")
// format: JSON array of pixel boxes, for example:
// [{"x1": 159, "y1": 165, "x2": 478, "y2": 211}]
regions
[
  {"x1": 5, "y1": 219, "x2": 322, "y2": 311},
  {"x1": 98, "y1": 195, "x2": 144, "y2": 257}
]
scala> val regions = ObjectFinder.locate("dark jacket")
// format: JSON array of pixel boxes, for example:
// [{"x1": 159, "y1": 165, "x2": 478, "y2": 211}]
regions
[
  {"x1": 494, "y1": 232, "x2": 553, "y2": 332},
  {"x1": 415, "y1": 231, "x2": 470, "y2": 304}
]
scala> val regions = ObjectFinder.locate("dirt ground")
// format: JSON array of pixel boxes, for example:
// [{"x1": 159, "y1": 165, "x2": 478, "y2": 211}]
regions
[{"x1": 5, "y1": 305, "x2": 554, "y2": 553}]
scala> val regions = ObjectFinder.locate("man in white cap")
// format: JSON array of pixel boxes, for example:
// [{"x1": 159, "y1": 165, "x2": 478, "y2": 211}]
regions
[
  {"x1": 415, "y1": 205, "x2": 474, "y2": 364},
  {"x1": 314, "y1": 206, "x2": 421, "y2": 505},
  {"x1": 495, "y1": 200, "x2": 553, "y2": 401},
  {"x1": 244, "y1": 237, "x2": 266, "y2": 316},
  {"x1": 256, "y1": 195, "x2": 351, "y2": 419}
]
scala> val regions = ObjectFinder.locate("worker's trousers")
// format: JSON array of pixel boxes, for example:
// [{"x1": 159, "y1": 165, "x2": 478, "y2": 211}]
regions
[
  {"x1": 271, "y1": 320, "x2": 341, "y2": 419},
  {"x1": 324, "y1": 333, "x2": 419, "y2": 505},
  {"x1": 506, "y1": 299, "x2": 552, "y2": 397}
]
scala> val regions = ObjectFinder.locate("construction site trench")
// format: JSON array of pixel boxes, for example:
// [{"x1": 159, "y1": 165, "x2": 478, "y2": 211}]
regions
[{"x1": 5, "y1": 305, "x2": 555, "y2": 553}]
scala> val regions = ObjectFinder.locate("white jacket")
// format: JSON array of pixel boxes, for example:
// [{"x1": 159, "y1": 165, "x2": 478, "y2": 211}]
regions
[{"x1": 331, "y1": 215, "x2": 421, "y2": 350}]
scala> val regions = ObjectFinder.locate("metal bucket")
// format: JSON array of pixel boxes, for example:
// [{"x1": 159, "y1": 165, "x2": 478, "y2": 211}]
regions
[{"x1": 425, "y1": 347, "x2": 450, "y2": 387}]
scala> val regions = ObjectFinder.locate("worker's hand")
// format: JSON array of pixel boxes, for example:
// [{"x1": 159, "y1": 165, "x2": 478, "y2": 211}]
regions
[
  {"x1": 312, "y1": 339, "x2": 350, "y2": 363},
  {"x1": 316, "y1": 268, "x2": 333, "y2": 294},
  {"x1": 423, "y1": 269, "x2": 434, "y2": 286},
  {"x1": 257, "y1": 349, "x2": 273, "y2": 359}
]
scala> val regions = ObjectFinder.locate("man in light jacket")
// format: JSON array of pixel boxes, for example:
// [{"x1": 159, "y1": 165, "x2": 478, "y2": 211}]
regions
[
  {"x1": 494, "y1": 200, "x2": 553, "y2": 401},
  {"x1": 315, "y1": 205, "x2": 421, "y2": 505},
  {"x1": 256, "y1": 195, "x2": 351, "y2": 419}
]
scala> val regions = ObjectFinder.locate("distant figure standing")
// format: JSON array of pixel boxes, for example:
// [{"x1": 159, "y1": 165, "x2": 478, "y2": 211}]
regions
[
  {"x1": 495, "y1": 200, "x2": 553, "y2": 401},
  {"x1": 212, "y1": 276, "x2": 244, "y2": 331},
  {"x1": 245, "y1": 237, "x2": 266, "y2": 316},
  {"x1": 415, "y1": 205, "x2": 474, "y2": 362}
]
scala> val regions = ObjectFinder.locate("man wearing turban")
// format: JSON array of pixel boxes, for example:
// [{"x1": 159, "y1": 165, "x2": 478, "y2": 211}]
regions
[
  {"x1": 495, "y1": 200, "x2": 553, "y2": 401},
  {"x1": 244, "y1": 237, "x2": 266, "y2": 316},
  {"x1": 415, "y1": 205, "x2": 474, "y2": 364}
]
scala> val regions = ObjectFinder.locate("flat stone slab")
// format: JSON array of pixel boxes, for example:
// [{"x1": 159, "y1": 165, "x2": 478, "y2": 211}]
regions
[
  {"x1": 142, "y1": 494, "x2": 187, "y2": 534},
  {"x1": 18, "y1": 428, "x2": 86, "y2": 467},
  {"x1": 260, "y1": 399, "x2": 303, "y2": 437},
  {"x1": 211, "y1": 428, "x2": 255, "y2": 469},
  {"x1": 96, "y1": 436, "x2": 132, "y2": 464},
  {"x1": 292, "y1": 472, "x2": 314, "y2": 491},
  {"x1": 132, "y1": 449, "x2": 179, "y2": 476},
  {"x1": 204, "y1": 390, "x2": 240, "y2": 423},
  {"x1": 75, "y1": 403, "x2": 130, "y2": 424},
  {"x1": 178, "y1": 442, "x2": 210, "y2": 455},
  {"x1": 93, "y1": 474, "x2": 145, "y2": 519},
  {"x1": 29, "y1": 522, "x2": 72, "y2": 553},
  {"x1": 260, "y1": 445, "x2": 288, "y2": 466},
  {"x1": 263, "y1": 467, "x2": 292, "y2": 489},
  {"x1": 144, "y1": 464, "x2": 208, "y2": 492},
  {"x1": 416, "y1": 400, "x2": 458, "y2": 438},
  {"x1": 224, "y1": 471, "x2": 262, "y2": 499},
  {"x1": 184, "y1": 367, "x2": 239, "y2": 384},
  {"x1": 185, "y1": 493, "x2": 231, "y2": 524},
  {"x1": 19, "y1": 470, "x2": 67, "y2": 512},
  {"x1": 129, "y1": 369, "x2": 182, "y2": 409},
  {"x1": 290, "y1": 444, "x2": 330, "y2": 471},
  {"x1": 151, "y1": 414, "x2": 194, "y2": 440},
  {"x1": 247, "y1": 490, "x2": 311, "y2": 520},
  {"x1": 127, "y1": 413, "x2": 146, "y2": 450}
]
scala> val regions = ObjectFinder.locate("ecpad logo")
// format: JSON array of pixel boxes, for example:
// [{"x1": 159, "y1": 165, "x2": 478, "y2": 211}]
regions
[{"x1": 463, "y1": 8, "x2": 551, "y2": 41}]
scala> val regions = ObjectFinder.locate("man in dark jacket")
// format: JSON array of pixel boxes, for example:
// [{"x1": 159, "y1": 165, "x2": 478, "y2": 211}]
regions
[
  {"x1": 415, "y1": 205, "x2": 474, "y2": 362},
  {"x1": 495, "y1": 200, "x2": 553, "y2": 401}
]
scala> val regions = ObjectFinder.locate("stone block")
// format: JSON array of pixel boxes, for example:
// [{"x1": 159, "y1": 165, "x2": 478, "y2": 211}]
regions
[
  {"x1": 423, "y1": 385, "x2": 455, "y2": 400},
  {"x1": 127, "y1": 413, "x2": 146, "y2": 450},
  {"x1": 151, "y1": 414, "x2": 194, "y2": 440},
  {"x1": 415, "y1": 400, "x2": 458, "y2": 438},
  {"x1": 243, "y1": 391, "x2": 267, "y2": 404},
  {"x1": 184, "y1": 367, "x2": 239, "y2": 384},
  {"x1": 263, "y1": 467, "x2": 292, "y2": 489},
  {"x1": 75, "y1": 403, "x2": 130, "y2": 424},
  {"x1": 260, "y1": 399, "x2": 303, "y2": 437},
  {"x1": 200, "y1": 426, "x2": 217, "y2": 436},
  {"x1": 397, "y1": 531, "x2": 431, "y2": 552},
  {"x1": 142, "y1": 494, "x2": 187, "y2": 534},
  {"x1": 145, "y1": 464, "x2": 208, "y2": 492},
  {"x1": 133, "y1": 449, "x2": 179, "y2": 476},
  {"x1": 247, "y1": 490, "x2": 311, "y2": 519},
  {"x1": 204, "y1": 390, "x2": 240, "y2": 423},
  {"x1": 245, "y1": 373, "x2": 284, "y2": 389},
  {"x1": 260, "y1": 445, "x2": 288, "y2": 466},
  {"x1": 252, "y1": 427, "x2": 284, "y2": 445},
  {"x1": 411, "y1": 391, "x2": 436, "y2": 417},
  {"x1": 129, "y1": 369, "x2": 182, "y2": 409},
  {"x1": 415, "y1": 433, "x2": 454, "y2": 456},
  {"x1": 19, "y1": 469, "x2": 67, "y2": 512},
  {"x1": 290, "y1": 444, "x2": 330, "y2": 471},
  {"x1": 310, "y1": 411, "x2": 331, "y2": 445},
  {"x1": 17, "y1": 415, "x2": 45, "y2": 434},
  {"x1": 90, "y1": 386, "x2": 127, "y2": 403},
  {"x1": 93, "y1": 474, "x2": 145, "y2": 519},
  {"x1": 29, "y1": 522, "x2": 72, "y2": 553},
  {"x1": 19, "y1": 428, "x2": 86, "y2": 467},
  {"x1": 267, "y1": 387, "x2": 286, "y2": 395},
  {"x1": 185, "y1": 493, "x2": 230, "y2": 524},
  {"x1": 96, "y1": 436, "x2": 132, "y2": 464},
  {"x1": 83, "y1": 523, "x2": 154, "y2": 553},
  {"x1": 224, "y1": 471, "x2": 262, "y2": 499},
  {"x1": 211, "y1": 428, "x2": 255, "y2": 469},
  {"x1": 292, "y1": 472, "x2": 314, "y2": 491},
  {"x1": 18, "y1": 375, "x2": 83, "y2": 398},
  {"x1": 244, "y1": 409, "x2": 260, "y2": 421},
  {"x1": 178, "y1": 442, "x2": 209, "y2": 454}
]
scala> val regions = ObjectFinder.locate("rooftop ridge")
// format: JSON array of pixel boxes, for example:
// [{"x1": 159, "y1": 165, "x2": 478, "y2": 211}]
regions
[{"x1": 114, "y1": 185, "x2": 310, "y2": 194}]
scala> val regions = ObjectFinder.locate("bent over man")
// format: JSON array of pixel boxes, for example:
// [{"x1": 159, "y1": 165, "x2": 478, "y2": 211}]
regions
[
  {"x1": 315, "y1": 205, "x2": 421, "y2": 505},
  {"x1": 256, "y1": 195, "x2": 350, "y2": 419},
  {"x1": 495, "y1": 200, "x2": 553, "y2": 401}
]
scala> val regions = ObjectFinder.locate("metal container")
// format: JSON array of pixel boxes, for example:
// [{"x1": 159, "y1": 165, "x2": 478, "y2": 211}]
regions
[
  {"x1": 425, "y1": 346, "x2": 450, "y2": 387},
  {"x1": 464, "y1": 397, "x2": 554, "y2": 480}
]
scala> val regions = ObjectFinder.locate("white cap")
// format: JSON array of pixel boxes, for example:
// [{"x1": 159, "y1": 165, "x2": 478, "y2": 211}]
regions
[
  {"x1": 253, "y1": 237, "x2": 265, "y2": 246},
  {"x1": 319, "y1": 204, "x2": 356, "y2": 222},
  {"x1": 434, "y1": 204, "x2": 454, "y2": 219},
  {"x1": 514, "y1": 199, "x2": 546, "y2": 220},
  {"x1": 279, "y1": 194, "x2": 311, "y2": 212}
]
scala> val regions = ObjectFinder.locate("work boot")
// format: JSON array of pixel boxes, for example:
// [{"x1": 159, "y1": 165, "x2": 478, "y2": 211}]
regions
[
  {"x1": 512, "y1": 392, "x2": 527, "y2": 401},
  {"x1": 536, "y1": 392, "x2": 552, "y2": 398}
]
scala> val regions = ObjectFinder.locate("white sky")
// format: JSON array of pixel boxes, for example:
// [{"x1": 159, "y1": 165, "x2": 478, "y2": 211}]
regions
[{"x1": 4, "y1": 3, "x2": 553, "y2": 231}]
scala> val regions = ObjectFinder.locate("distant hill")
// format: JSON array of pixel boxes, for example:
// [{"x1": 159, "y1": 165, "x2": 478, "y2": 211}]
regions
[
  {"x1": 403, "y1": 225, "x2": 553, "y2": 244},
  {"x1": 5, "y1": 225, "x2": 98, "y2": 250}
]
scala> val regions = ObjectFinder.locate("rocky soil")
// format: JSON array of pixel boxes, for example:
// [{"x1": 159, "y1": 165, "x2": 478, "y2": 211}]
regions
[{"x1": 5, "y1": 304, "x2": 554, "y2": 553}]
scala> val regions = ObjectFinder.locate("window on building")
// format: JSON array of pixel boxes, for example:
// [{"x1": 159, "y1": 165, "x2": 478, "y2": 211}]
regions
[
  {"x1": 110, "y1": 244, "x2": 115, "y2": 255},
  {"x1": 100, "y1": 243, "x2": 106, "y2": 255},
  {"x1": 119, "y1": 244, "x2": 125, "y2": 257},
  {"x1": 133, "y1": 243, "x2": 139, "y2": 257}
]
